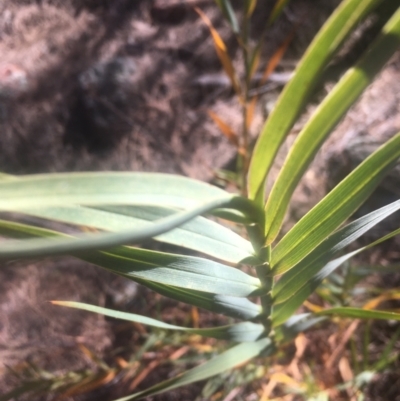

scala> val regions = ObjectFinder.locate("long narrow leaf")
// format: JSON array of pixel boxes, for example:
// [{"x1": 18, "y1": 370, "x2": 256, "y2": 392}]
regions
[
  {"x1": 273, "y1": 199, "x2": 400, "y2": 303},
  {"x1": 0, "y1": 172, "x2": 263, "y2": 225},
  {"x1": 52, "y1": 301, "x2": 265, "y2": 342},
  {"x1": 0, "y1": 216, "x2": 262, "y2": 320},
  {"x1": 316, "y1": 308, "x2": 400, "y2": 321},
  {"x1": 89, "y1": 248, "x2": 261, "y2": 297},
  {"x1": 0, "y1": 172, "x2": 229, "y2": 210},
  {"x1": 0, "y1": 198, "x2": 252, "y2": 261},
  {"x1": 0, "y1": 219, "x2": 262, "y2": 318},
  {"x1": 264, "y1": 8, "x2": 400, "y2": 244},
  {"x1": 268, "y1": 0, "x2": 292, "y2": 24},
  {"x1": 196, "y1": 7, "x2": 241, "y2": 94},
  {"x1": 215, "y1": 0, "x2": 239, "y2": 33},
  {"x1": 0, "y1": 219, "x2": 261, "y2": 297},
  {"x1": 272, "y1": 133, "x2": 400, "y2": 274},
  {"x1": 134, "y1": 279, "x2": 262, "y2": 320},
  {"x1": 248, "y1": 0, "x2": 384, "y2": 203},
  {"x1": 272, "y1": 227, "x2": 400, "y2": 326},
  {"x1": 24, "y1": 205, "x2": 254, "y2": 264},
  {"x1": 116, "y1": 338, "x2": 274, "y2": 401}
]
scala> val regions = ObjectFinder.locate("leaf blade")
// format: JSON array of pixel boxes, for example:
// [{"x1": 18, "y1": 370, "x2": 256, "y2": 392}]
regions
[
  {"x1": 271, "y1": 133, "x2": 400, "y2": 275},
  {"x1": 264, "y1": 8, "x2": 400, "y2": 244},
  {"x1": 316, "y1": 307, "x2": 400, "y2": 321},
  {"x1": 273, "y1": 199, "x2": 400, "y2": 304},
  {"x1": 272, "y1": 227, "x2": 400, "y2": 326},
  {"x1": 248, "y1": 0, "x2": 384, "y2": 203},
  {"x1": 52, "y1": 301, "x2": 265, "y2": 342}
]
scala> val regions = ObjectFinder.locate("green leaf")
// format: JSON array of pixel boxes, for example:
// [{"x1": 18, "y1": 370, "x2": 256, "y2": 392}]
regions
[
  {"x1": 273, "y1": 313, "x2": 326, "y2": 343},
  {"x1": 115, "y1": 338, "x2": 274, "y2": 401},
  {"x1": 248, "y1": 0, "x2": 384, "y2": 204},
  {"x1": 24, "y1": 205, "x2": 254, "y2": 264},
  {"x1": 53, "y1": 301, "x2": 265, "y2": 342},
  {"x1": 215, "y1": 0, "x2": 239, "y2": 33},
  {"x1": 271, "y1": 133, "x2": 400, "y2": 275},
  {"x1": 264, "y1": 8, "x2": 400, "y2": 243},
  {"x1": 0, "y1": 172, "x2": 229, "y2": 210},
  {"x1": 134, "y1": 279, "x2": 262, "y2": 320},
  {"x1": 316, "y1": 307, "x2": 400, "y2": 321},
  {"x1": 244, "y1": 0, "x2": 257, "y2": 17},
  {"x1": 272, "y1": 227, "x2": 400, "y2": 326},
  {"x1": 0, "y1": 173, "x2": 257, "y2": 223},
  {"x1": 0, "y1": 197, "x2": 251, "y2": 261},
  {"x1": 273, "y1": 199, "x2": 400, "y2": 304},
  {"x1": 268, "y1": 0, "x2": 291, "y2": 23},
  {"x1": 89, "y1": 247, "x2": 261, "y2": 297},
  {"x1": 0, "y1": 219, "x2": 262, "y2": 319},
  {"x1": 0, "y1": 219, "x2": 261, "y2": 297},
  {"x1": 0, "y1": 172, "x2": 264, "y2": 225}
]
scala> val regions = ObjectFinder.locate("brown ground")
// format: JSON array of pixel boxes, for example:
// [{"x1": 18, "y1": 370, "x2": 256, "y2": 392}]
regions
[{"x1": 0, "y1": 0, "x2": 399, "y2": 400}]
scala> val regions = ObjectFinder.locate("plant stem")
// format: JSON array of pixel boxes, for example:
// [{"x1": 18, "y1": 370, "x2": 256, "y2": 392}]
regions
[{"x1": 236, "y1": 10, "x2": 251, "y2": 197}]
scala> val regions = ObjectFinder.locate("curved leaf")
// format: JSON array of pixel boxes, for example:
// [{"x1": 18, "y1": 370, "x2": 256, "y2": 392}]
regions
[
  {"x1": 248, "y1": 0, "x2": 384, "y2": 203},
  {"x1": 264, "y1": 8, "x2": 400, "y2": 243},
  {"x1": 0, "y1": 172, "x2": 229, "y2": 209},
  {"x1": 0, "y1": 198, "x2": 250, "y2": 261},
  {"x1": 273, "y1": 199, "x2": 400, "y2": 304},
  {"x1": 272, "y1": 133, "x2": 400, "y2": 275},
  {"x1": 52, "y1": 301, "x2": 265, "y2": 342},
  {"x1": 215, "y1": 0, "x2": 239, "y2": 33},
  {"x1": 272, "y1": 227, "x2": 400, "y2": 326},
  {"x1": 24, "y1": 205, "x2": 254, "y2": 264},
  {"x1": 0, "y1": 219, "x2": 261, "y2": 297}
]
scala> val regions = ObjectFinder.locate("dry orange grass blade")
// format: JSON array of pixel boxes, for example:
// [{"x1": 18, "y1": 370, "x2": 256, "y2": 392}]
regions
[
  {"x1": 246, "y1": 97, "x2": 257, "y2": 130},
  {"x1": 128, "y1": 360, "x2": 160, "y2": 391},
  {"x1": 196, "y1": 7, "x2": 241, "y2": 96},
  {"x1": 261, "y1": 30, "x2": 294, "y2": 84},
  {"x1": 191, "y1": 306, "x2": 200, "y2": 328},
  {"x1": 169, "y1": 346, "x2": 190, "y2": 361},
  {"x1": 58, "y1": 371, "x2": 116, "y2": 398},
  {"x1": 363, "y1": 290, "x2": 400, "y2": 310},
  {"x1": 208, "y1": 110, "x2": 239, "y2": 147},
  {"x1": 303, "y1": 300, "x2": 324, "y2": 313}
]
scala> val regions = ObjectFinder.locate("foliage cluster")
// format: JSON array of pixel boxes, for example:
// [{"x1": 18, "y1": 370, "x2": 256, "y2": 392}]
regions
[{"x1": 1, "y1": 0, "x2": 400, "y2": 399}]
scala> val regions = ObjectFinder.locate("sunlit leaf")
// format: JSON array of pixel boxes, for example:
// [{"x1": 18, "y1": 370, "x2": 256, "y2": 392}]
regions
[
  {"x1": 272, "y1": 226, "x2": 400, "y2": 326},
  {"x1": 248, "y1": 0, "x2": 384, "y2": 204},
  {"x1": 273, "y1": 199, "x2": 400, "y2": 302},
  {"x1": 264, "y1": 10, "x2": 400, "y2": 244},
  {"x1": 25, "y1": 204, "x2": 254, "y2": 264},
  {"x1": 272, "y1": 133, "x2": 400, "y2": 274}
]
